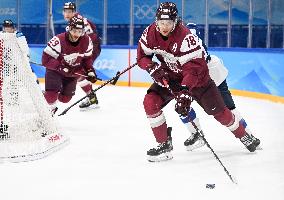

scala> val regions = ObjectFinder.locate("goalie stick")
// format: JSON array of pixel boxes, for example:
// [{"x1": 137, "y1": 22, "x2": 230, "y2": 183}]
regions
[
  {"x1": 163, "y1": 79, "x2": 237, "y2": 184},
  {"x1": 58, "y1": 62, "x2": 137, "y2": 116}
]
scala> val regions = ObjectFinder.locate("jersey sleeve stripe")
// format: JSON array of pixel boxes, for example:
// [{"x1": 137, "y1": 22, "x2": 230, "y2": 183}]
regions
[
  {"x1": 140, "y1": 40, "x2": 153, "y2": 56},
  {"x1": 44, "y1": 45, "x2": 60, "y2": 59},
  {"x1": 178, "y1": 46, "x2": 203, "y2": 65}
]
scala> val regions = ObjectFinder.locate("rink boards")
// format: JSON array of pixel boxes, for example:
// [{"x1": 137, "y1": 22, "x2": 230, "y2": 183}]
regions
[{"x1": 29, "y1": 45, "x2": 284, "y2": 103}]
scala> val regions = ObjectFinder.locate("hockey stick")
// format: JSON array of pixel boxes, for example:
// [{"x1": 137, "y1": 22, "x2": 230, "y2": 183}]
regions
[
  {"x1": 58, "y1": 62, "x2": 137, "y2": 116},
  {"x1": 31, "y1": 60, "x2": 122, "y2": 84},
  {"x1": 29, "y1": 60, "x2": 123, "y2": 83},
  {"x1": 163, "y1": 80, "x2": 237, "y2": 184},
  {"x1": 190, "y1": 120, "x2": 237, "y2": 184}
]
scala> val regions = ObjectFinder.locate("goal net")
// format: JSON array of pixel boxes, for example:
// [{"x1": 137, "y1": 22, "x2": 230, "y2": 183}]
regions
[{"x1": 0, "y1": 33, "x2": 69, "y2": 162}]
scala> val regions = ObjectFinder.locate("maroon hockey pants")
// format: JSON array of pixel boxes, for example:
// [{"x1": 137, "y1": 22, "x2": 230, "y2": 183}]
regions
[{"x1": 143, "y1": 81, "x2": 245, "y2": 143}]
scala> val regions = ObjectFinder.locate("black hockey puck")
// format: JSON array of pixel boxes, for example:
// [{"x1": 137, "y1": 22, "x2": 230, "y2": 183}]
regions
[{"x1": 206, "y1": 184, "x2": 215, "y2": 189}]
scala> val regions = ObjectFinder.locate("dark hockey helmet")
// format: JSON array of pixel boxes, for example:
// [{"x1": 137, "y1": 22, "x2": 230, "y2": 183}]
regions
[
  {"x1": 156, "y1": 2, "x2": 178, "y2": 21},
  {"x1": 63, "y1": 2, "x2": 76, "y2": 11},
  {"x1": 3, "y1": 19, "x2": 14, "y2": 28},
  {"x1": 68, "y1": 16, "x2": 84, "y2": 30}
]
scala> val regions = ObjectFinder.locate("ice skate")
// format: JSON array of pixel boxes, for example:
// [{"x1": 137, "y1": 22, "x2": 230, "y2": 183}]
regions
[
  {"x1": 240, "y1": 133, "x2": 260, "y2": 152},
  {"x1": 79, "y1": 92, "x2": 99, "y2": 110},
  {"x1": 147, "y1": 127, "x2": 173, "y2": 162},
  {"x1": 184, "y1": 130, "x2": 205, "y2": 151}
]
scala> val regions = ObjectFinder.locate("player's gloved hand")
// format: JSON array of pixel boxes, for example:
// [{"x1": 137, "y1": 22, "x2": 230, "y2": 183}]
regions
[
  {"x1": 146, "y1": 62, "x2": 169, "y2": 87},
  {"x1": 86, "y1": 69, "x2": 97, "y2": 83},
  {"x1": 175, "y1": 86, "x2": 193, "y2": 117},
  {"x1": 57, "y1": 58, "x2": 73, "y2": 76}
]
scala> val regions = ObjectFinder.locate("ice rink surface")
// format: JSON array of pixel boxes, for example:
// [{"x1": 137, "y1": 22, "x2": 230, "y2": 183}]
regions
[{"x1": 1, "y1": 85, "x2": 284, "y2": 200}]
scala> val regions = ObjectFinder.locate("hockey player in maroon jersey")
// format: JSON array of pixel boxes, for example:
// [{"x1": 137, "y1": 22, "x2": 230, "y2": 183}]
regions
[
  {"x1": 137, "y1": 2, "x2": 260, "y2": 162},
  {"x1": 42, "y1": 16, "x2": 97, "y2": 115},
  {"x1": 63, "y1": 2, "x2": 101, "y2": 110}
]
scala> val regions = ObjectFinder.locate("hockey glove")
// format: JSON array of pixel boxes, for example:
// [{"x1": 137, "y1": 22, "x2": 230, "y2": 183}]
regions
[
  {"x1": 175, "y1": 87, "x2": 193, "y2": 117},
  {"x1": 86, "y1": 69, "x2": 98, "y2": 83},
  {"x1": 146, "y1": 62, "x2": 169, "y2": 87},
  {"x1": 57, "y1": 58, "x2": 73, "y2": 76}
]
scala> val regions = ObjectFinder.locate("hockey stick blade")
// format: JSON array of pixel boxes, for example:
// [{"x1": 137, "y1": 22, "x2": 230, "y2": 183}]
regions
[
  {"x1": 110, "y1": 71, "x2": 120, "y2": 85},
  {"x1": 58, "y1": 63, "x2": 137, "y2": 116}
]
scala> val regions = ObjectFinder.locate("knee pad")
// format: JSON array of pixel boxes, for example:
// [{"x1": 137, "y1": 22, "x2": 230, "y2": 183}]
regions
[
  {"x1": 44, "y1": 91, "x2": 58, "y2": 104},
  {"x1": 143, "y1": 92, "x2": 163, "y2": 115},
  {"x1": 213, "y1": 107, "x2": 234, "y2": 127},
  {"x1": 58, "y1": 94, "x2": 72, "y2": 103}
]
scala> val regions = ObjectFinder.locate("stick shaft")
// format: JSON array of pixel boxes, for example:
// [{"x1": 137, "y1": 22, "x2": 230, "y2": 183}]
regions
[
  {"x1": 163, "y1": 80, "x2": 237, "y2": 184},
  {"x1": 58, "y1": 63, "x2": 137, "y2": 116}
]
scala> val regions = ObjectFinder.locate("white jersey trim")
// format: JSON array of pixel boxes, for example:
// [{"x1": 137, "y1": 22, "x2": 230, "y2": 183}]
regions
[
  {"x1": 140, "y1": 37, "x2": 203, "y2": 67},
  {"x1": 84, "y1": 36, "x2": 93, "y2": 57},
  {"x1": 44, "y1": 36, "x2": 61, "y2": 59}
]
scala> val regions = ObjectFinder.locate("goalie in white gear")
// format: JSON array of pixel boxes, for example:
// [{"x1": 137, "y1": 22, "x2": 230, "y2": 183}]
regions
[
  {"x1": 1, "y1": 19, "x2": 39, "y2": 84},
  {"x1": 182, "y1": 23, "x2": 261, "y2": 151},
  {"x1": 1, "y1": 20, "x2": 29, "y2": 58}
]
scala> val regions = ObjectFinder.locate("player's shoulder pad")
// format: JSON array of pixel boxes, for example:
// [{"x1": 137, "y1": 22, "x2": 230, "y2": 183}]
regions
[
  {"x1": 48, "y1": 35, "x2": 61, "y2": 44},
  {"x1": 16, "y1": 31, "x2": 24, "y2": 38},
  {"x1": 46, "y1": 35, "x2": 61, "y2": 53},
  {"x1": 75, "y1": 12, "x2": 83, "y2": 18},
  {"x1": 180, "y1": 30, "x2": 200, "y2": 53},
  {"x1": 85, "y1": 35, "x2": 93, "y2": 57},
  {"x1": 140, "y1": 23, "x2": 155, "y2": 45}
]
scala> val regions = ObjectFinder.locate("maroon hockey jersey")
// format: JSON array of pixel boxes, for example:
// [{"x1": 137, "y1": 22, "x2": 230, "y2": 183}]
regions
[
  {"x1": 42, "y1": 32, "x2": 93, "y2": 77},
  {"x1": 137, "y1": 22, "x2": 210, "y2": 90}
]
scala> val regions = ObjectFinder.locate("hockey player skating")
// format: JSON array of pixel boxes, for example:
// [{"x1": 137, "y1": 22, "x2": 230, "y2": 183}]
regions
[
  {"x1": 63, "y1": 2, "x2": 101, "y2": 110},
  {"x1": 137, "y1": 2, "x2": 260, "y2": 162},
  {"x1": 182, "y1": 23, "x2": 261, "y2": 151},
  {"x1": 42, "y1": 16, "x2": 97, "y2": 115}
]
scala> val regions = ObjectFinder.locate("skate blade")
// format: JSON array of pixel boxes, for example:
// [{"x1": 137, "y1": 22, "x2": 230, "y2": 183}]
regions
[
  {"x1": 256, "y1": 145, "x2": 263, "y2": 150},
  {"x1": 79, "y1": 104, "x2": 100, "y2": 111},
  {"x1": 147, "y1": 152, "x2": 173, "y2": 162},
  {"x1": 185, "y1": 140, "x2": 205, "y2": 151}
]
